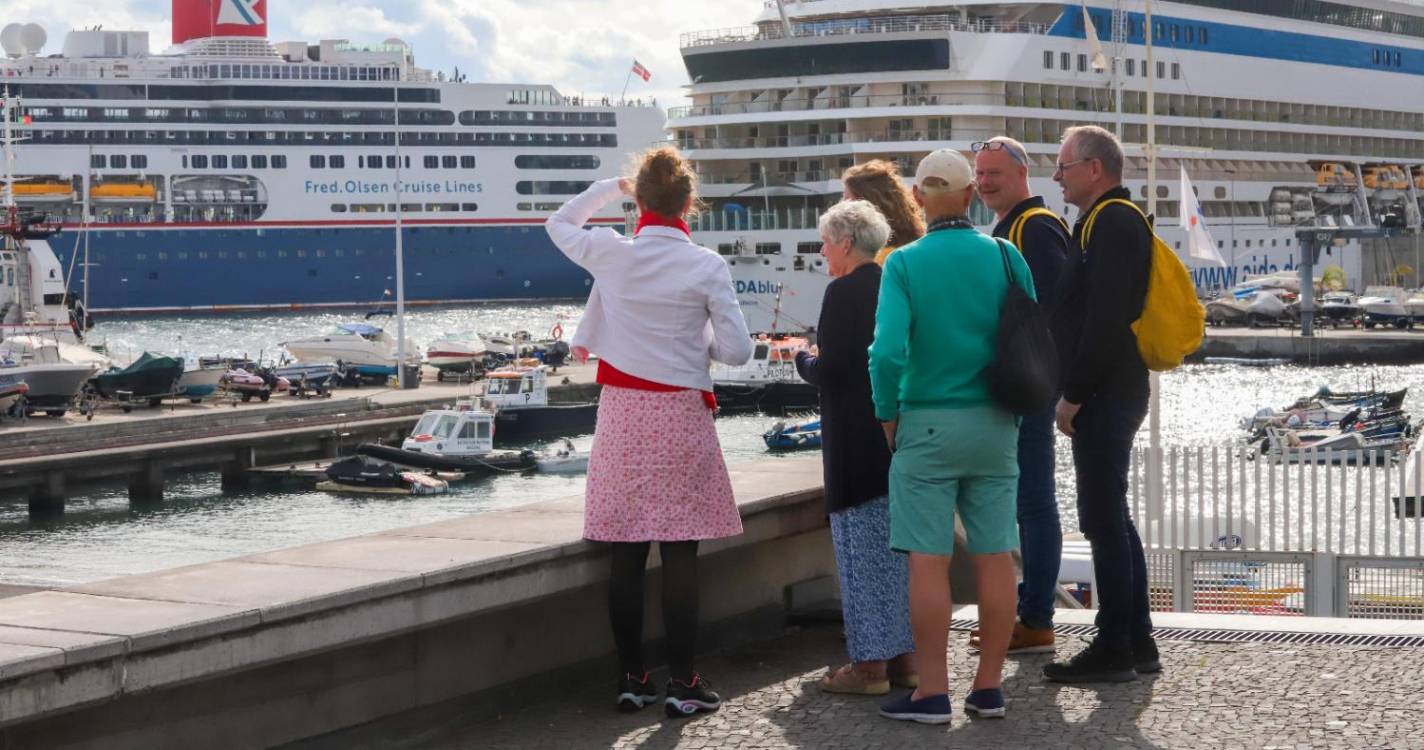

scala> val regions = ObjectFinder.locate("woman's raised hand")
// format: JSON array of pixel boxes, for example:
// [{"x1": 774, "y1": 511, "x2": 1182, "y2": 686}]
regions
[{"x1": 617, "y1": 178, "x2": 636, "y2": 197}]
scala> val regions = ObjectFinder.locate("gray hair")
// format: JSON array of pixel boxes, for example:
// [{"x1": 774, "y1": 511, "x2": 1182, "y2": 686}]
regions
[
  {"x1": 819, "y1": 199, "x2": 891, "y2": 257},
  {"x1": 1062, "y1": 125, "x2": 1124, "y2": 180}
]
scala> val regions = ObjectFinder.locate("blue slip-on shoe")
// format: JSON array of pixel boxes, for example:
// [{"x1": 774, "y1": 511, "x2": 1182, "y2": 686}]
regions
[
  {"x1": 964, "y1": 687, "x2": 1007, "y2": 718},
  {"x1": 879, "y1": 691, "x2": 952, "y2": 725}
]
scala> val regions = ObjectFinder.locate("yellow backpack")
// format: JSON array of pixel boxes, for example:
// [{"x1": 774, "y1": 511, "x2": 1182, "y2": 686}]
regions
[
  {"x1": 1082, "y1": 199, "x2": 1204, "y2": 372},
  {"x1": 1007, "y1": 207, "x2": 1070, "y2": 255}
]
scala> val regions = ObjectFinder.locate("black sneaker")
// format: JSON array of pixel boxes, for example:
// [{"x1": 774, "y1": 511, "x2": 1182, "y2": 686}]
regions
[
  {"x1": 1134, "y1": 636, "x2": 1162, "y2": 674},
  {"x1": 664, "y1": 674, "x2": 721, "y2": 718},
  {"x1": 617, "y1": 671, "x2": 658, "y2": 712},
  {"x1": 1042, "y1": 640, "x2": 1138, "y2": 684}
]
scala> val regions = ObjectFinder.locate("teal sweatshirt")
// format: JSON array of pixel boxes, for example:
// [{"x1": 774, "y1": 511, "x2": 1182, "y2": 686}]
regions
[{"x1": 869, "y1": 225, "x2": 1036, "y2": 421}]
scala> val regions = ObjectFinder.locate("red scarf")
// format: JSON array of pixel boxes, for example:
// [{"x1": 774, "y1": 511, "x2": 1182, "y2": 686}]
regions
[
  {"x1": 597, "y1": 360, "x2": 717, "y2": 410},
  {"x1": 634, "y1": 210, "x2": 691, "y2": 237}
]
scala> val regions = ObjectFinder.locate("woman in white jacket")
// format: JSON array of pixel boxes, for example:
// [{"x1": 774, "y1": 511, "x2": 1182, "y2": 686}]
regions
[{"x1": 545, "y1": 147, "x2": 752, "y2": 718}]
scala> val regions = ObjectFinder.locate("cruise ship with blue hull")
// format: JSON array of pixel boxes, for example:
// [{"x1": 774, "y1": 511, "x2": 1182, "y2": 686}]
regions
[{"x1": 0, "y1": 0, "x2": 664, "y2": 313}]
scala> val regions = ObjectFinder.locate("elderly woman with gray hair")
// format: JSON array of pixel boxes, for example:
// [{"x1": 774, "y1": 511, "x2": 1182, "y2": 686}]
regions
[{"x1": 794, "y1": 199, "x2": 917, "y2": 695}]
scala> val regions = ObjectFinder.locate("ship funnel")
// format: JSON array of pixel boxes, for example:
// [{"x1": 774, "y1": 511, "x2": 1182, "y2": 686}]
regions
[{"x1": 173, "y1": 0, "x2": 268, "y2": 45}]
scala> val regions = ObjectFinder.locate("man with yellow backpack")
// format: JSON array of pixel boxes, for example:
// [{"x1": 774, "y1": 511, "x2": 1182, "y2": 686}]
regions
[
  {"x1": 1044, "y1": 125, "x2": 1203, "y2": 685},
  {"x1": 966, "y1": 137, "x2": 1071, "y2": 659}
]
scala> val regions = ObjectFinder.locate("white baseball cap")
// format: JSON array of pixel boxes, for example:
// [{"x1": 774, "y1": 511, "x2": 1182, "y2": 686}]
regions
[{"x1": 914, "y1": 149, "x2": 974, "y2": 193}]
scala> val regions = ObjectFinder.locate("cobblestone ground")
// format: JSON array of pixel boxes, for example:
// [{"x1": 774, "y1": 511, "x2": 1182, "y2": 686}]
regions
[{"x1": 311, "y1": 625, "x2": 1423, "y2": 749}]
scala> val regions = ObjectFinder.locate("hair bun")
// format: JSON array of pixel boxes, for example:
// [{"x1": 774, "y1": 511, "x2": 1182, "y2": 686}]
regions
[{"x1": 635, "y1": 147, "x2": 698, "y2": 217}]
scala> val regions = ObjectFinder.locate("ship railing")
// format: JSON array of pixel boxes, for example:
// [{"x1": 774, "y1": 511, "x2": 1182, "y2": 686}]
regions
[
  {"x1": 680, "y1": 14, "x2": 1048, "y2": 49},
  {"x1": 680, "y1": 127, "x2": 996, "y2": 150},
  {"x1": 689, "y1": 208, "x2": 825, "y2": 233},
  {"x1": 669, "y1": 92, "x2": 1003, "y2": 119}
]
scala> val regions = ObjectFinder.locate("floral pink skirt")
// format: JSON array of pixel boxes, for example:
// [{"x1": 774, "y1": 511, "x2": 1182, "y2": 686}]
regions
[{"x1": 583, "y1": 385, "x2": 743, "y2": 542}]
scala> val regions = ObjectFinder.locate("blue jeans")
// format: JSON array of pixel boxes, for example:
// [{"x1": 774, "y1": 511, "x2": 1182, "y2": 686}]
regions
[
  {"x1": 1016, "y1": 405, "x2": 1061, "y2": 630},
  {"x1": 1071, "y1": 389, "x2": 1153, "y2": 647}
]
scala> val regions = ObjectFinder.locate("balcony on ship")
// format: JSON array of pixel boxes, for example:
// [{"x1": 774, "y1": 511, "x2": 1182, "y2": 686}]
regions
[{"x1": 679, "y1": 12, "x2": 1049, "y2": 51}]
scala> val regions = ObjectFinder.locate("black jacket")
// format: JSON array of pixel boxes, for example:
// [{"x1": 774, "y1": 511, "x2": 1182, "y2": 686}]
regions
[
  {"x1": 794, "y1": 262, "x2": 890, "y2": 514},
  {"x1": 991, "y1": 196, "x2": 1071, "y2": 313},
  {"x1": 1055, "y1": 186, "x2": 1151, "y2": 405},
  {"x1": 993, "y1": 196, "x2": 1072, "y2": 376}
]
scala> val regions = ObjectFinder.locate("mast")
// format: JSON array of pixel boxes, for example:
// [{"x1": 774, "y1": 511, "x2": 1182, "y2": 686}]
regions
[
  {"x1": 1144, "y1": 0, "x2": 1164, "y2": 528},
  {"x1": 393, "y1": 63, "x2": 407, "y2": 387}
]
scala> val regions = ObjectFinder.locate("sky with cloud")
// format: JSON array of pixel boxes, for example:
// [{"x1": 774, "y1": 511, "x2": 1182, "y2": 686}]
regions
[{"x1": 3, "y1": 0, "x2": 768, "y2": 104}]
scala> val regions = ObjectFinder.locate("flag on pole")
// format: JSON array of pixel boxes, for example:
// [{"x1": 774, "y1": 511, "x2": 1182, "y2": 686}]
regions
[
  {"x1": 1179, "y1": 166, "x2": 1227, "y2": 267},
  {"x1": 1081, "y1": 2, "x2": 1108, "y2": 72},
  {"x1": 631, "y1": 60, "x2": 651, "y2": 82}
]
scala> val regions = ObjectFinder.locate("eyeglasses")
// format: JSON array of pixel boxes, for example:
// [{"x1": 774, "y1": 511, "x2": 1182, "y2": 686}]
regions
[
  {"x1": 971, "y1": 140, "x2": 1027, "y2": 166},
  {"x1": 1053, "y1": 159, "x2": 1092, "y2": 175}
]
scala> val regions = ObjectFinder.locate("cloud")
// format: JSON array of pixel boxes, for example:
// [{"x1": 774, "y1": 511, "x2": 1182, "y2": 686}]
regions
[{"x1": 6, "y1": 0, "x2": 766, "y2": 104}]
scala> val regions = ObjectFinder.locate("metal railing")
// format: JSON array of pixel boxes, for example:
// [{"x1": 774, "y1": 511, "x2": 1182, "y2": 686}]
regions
[
  {"x1": 680, "y1": 14, "x2": 1048, "y2": 49},
  {"x1": 1107, "y1": 445, "x2": 1424, "y2": 620},
  {"x1": 677, "y1": 128, "x2": 965, "y2": 151},
  {"x1": 689, "y1": 207, "x2": 825, "y2": 233},
  {"x1": 669, "y1": 93, "x2": 1002, "y2": 119},
  {"x1": 1129, "y1": 446, "x2": 1424, "y2": 558}
]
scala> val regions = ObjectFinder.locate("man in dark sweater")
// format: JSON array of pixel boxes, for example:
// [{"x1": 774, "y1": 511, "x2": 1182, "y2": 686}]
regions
[
  {"x1": 972, "y1": 136, "x2": 1070, "y2": 654},
  {"x1": 1044, "y1": 125, "x2": 1161, "y2": 684}
]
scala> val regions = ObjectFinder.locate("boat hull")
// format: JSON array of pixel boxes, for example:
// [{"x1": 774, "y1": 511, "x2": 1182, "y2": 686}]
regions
[
  {"x1": 0, "y1": 364, "x2": 95, "y2": 408},
  {"x1": 491, "y1": 403, "x2": 599, "y2": 443},
  {"x1": 714, "y1": 382, "x2": 820, "y2": 414},
  {"x1": 51, "y1": 225, "x2": 596, "y2": 313},
  {"x1": 357, "y1": 442, "x2": 534, "y2": 473}
]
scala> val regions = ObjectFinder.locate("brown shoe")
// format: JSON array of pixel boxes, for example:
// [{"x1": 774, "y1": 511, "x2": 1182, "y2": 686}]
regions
[
  {"x1": 820, "y1": 664, "x2": 890, "y2": 695},
  {"x1": 968, "y1": 622, "x2": 1056, "y2": 655}
]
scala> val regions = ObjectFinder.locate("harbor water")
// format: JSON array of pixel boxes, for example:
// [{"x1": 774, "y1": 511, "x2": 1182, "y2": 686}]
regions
[{"x1": 2, "y1": 304, "x2": 1423, "y2": 587}]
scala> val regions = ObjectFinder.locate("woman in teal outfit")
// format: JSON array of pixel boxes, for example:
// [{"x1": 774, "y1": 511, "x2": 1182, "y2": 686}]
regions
[{"x1": 869, "y1": 149, "x2": 1035, "y2": 725}]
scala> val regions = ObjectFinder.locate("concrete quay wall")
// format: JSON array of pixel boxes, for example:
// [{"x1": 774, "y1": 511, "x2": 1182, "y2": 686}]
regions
[
  {"x1": 1196, "y1": 327, "x2": 1424, "y2": 365},
  {"x1": 0, "y1": 457, "x2": 832, "y2": 749}
]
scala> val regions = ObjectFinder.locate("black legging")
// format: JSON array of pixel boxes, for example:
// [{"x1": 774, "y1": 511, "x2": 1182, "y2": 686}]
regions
[{"x1": 608, "y1": 540, "x2": 700, "y2": 681}]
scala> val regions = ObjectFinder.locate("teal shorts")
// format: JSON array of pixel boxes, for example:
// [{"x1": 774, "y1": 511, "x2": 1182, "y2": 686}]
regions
[{"x1": 888, "y1": 406, "x2": 1020, "y2": 556}]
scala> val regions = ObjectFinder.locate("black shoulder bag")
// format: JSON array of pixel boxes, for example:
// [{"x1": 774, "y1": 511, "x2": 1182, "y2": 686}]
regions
[{"x1": 987, "y1": 239, "x2": 1059, "y2": 415}]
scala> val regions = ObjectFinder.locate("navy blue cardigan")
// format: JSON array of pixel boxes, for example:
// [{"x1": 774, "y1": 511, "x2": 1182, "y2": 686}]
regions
[{"x1": 794, "y1": 262, "x2": 891, "y2": 514}]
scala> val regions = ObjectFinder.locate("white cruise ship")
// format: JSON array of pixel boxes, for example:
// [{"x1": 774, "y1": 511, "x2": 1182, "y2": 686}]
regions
[
  {"x1": 0, "y1": 0, "x2": 664, "y2": 314},
  {"x1": 670, "y1": 1, "x2": 1424, "y2": 333}
]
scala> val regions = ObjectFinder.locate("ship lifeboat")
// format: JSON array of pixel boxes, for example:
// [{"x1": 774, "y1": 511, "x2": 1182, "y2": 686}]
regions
[
  {"x1": 90, "y1": 182, "x2": 158, "y2": 202},
  {"x1": 12, "y1": 181, "x2": 75, "y2": 202},
  {"x1": 1315, "y1": 162, "x2": 1357, "y2": 192}
]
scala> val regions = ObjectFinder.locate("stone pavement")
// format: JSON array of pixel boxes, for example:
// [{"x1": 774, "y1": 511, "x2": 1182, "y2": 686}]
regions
[{"x1": 300, "y1": 622, "x2": 1422, "y2": 750}]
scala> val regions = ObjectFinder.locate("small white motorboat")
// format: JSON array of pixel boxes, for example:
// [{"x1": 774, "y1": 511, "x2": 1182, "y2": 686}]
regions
[
  {"x1": 1358, "y1": 286, "x2": 1410, "y2": 329},
  {"x1": 426, "y1": 333, "x2": 488, "y2": 379},
  {"x1": 283, "y1": 323, "x2": 420, "y2": 378},
  {"x1": 535, "y1": 439, "x2": 589, "y2": 474}
]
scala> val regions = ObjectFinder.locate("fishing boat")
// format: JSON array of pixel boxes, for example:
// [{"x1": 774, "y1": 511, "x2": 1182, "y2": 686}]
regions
[
  {"x1": 480, "y1": 363, "x2": 598, "y2": 441},
  {"x1": 711, "y1": 335, "x2": 818, "y2": 413},
  {"x1": 1254, "y1": 426, "x2": 1404, "y2": 465},
  {"x1": 763, "y1": 417, "x2": 822, "y2": 451},
  {"x1": 316, "y1": 455, "x2": 450, "y2": 496},
  {"x1": 357, "y1": 402, "x2": 536, "y2": 473},
  {"x1": 282, "y1": 323, "x2": 419, "y2": 379},
  {"x1": 89, "y1": 351, "x2": 184, "y2": 405}
]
